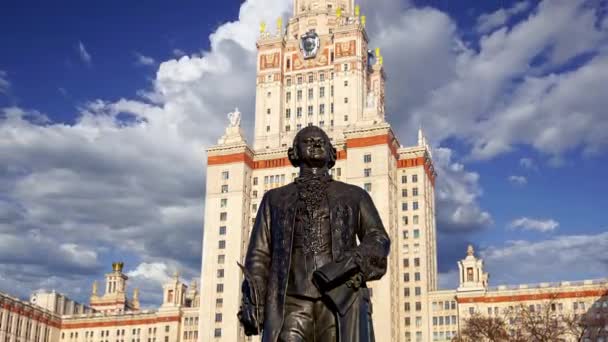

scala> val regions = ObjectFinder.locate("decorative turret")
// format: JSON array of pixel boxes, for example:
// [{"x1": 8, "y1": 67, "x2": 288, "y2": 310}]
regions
[
  {"x1": 457, "y1": 245, "x2": 489, "y2": 293},
  {"x1": 161, "y1": 271, "x2": 188, "y2": 309},
  {"x1": 90, "y1": 262, "x2": 139, "y2": 313}
]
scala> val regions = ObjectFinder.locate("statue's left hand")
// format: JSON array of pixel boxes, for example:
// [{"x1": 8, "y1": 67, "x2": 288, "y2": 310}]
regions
[{"x1": 237, "y1": 304, "x2": 261, "y2": 336}]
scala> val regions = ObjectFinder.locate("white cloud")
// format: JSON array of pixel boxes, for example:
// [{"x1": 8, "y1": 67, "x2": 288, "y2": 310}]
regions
[
  {"x1": 126, "y1": 262, "x2": 171, "y2": 284},
  {"x1": 480, "y1": 232, "x2": 608, "y2": 285},
  {"x1": 508, "y1": 175, "x2": 527, "y2": 185},
  {"x1": 519, "y1": 157, "x2": 538, "y2": 170},
  {"x1": 0, "y1": 70, "x2": 9, "y2": 94},
  {"x1": 387, "y1": 1, "x2": 608, "y2": 160},
  {"x1": 433, "y1": 147, "x2": 493, "y2": 233},
  {"x1": 509, "y1": 217, "x2": 559, "y2": 232},
  {"x1": 77, "y1": 41, "x2": 92, "y2": 65},
  {"x1": 476, "y1": 1, "x2": 530, "y2": 34},
  {"x1": 134, "y1": 52, "x2": 156, "y2": 66},
  {"x1": 172, "y1": 49, "x2": 186, "y2": 57}
]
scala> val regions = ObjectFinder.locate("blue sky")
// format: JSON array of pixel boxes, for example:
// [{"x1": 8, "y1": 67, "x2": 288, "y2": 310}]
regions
[{"x1": 1, "y1": 0, "x2": 607, "y2": 307}]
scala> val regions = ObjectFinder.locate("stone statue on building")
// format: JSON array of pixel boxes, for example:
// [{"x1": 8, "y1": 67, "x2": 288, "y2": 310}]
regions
[
  {"x1": 228, "y1": 107, "x2": 241, "y2": 128},
  {"x1": 238, "y1": 126, "x2": 391, "y2": 342}
]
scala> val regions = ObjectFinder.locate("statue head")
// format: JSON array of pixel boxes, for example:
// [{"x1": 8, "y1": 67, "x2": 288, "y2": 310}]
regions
[{"x1": 288, "y1": 126, "x2": 336, "y2": 169}]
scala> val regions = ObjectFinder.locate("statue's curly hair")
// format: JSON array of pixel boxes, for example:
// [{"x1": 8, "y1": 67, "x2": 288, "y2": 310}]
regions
[{"x1": 288, "y1": 126, "x2": 337, "y2": 169}]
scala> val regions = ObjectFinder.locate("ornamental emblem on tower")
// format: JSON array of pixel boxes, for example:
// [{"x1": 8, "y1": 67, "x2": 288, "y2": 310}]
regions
[{"x1": 300, "y1": 30, "x2": 320, "y2": 59}]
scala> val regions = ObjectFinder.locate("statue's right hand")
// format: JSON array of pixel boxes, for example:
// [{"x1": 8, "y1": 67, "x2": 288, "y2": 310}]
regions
[{"x1": 238, "y1": 304, "x2": 260, "y2": 336}]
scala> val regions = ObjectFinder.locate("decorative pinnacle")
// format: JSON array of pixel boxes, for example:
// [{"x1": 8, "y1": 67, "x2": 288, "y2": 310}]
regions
[
  {"x1": 336, "y1": 7, "x2": 342, "y2": 18},
  {"x1": 361, "y1": 15, "x2": 366, "y2": 28},
  {"x1": 467, "y1": 245, "x2": 475, "y2": 257},
  {"x1": 355, "y1": 4, "x2": 360, "y2": 17},
  {"x1": 260, "y1": 21, "x2": 266, "y2": 33},
  {"x1": 112, "y1": 262, "x2": 124, "y2": 272}
]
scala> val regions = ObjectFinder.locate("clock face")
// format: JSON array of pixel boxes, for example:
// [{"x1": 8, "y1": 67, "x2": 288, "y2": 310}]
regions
[{"x1": 300, "y1": 31, "x2": 320, "y2": 59}]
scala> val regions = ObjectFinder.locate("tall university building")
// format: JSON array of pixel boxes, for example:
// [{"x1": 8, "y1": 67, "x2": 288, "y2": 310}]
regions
[{"x1": 0, "y1": 1, "x2": 606, "y2": 342}]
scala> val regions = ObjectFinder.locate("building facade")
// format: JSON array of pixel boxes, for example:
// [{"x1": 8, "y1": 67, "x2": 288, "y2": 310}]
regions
[
  {"x1": 0, "y1": 263, "x2": 201, "y2": 342},
  {"x1": 199, "y1": 1, "x2": 438, "y2": 341}
]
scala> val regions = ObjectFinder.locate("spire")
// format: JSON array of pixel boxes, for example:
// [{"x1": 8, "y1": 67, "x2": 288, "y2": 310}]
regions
[{"x1": 467, "y1": 244, "x2": 475, "y2": 257}]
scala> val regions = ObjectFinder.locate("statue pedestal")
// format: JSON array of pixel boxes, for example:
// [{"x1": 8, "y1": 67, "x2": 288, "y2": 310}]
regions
[{"x1": 218, "y1": 126, "x2": 246, "y2": 145}]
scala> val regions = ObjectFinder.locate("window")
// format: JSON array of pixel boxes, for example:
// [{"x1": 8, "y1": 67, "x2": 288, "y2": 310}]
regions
[
  {"x1": 413, "y1": 202, "x2": 419, "y2": 210},
  {"x1": 405, "y1": 317, "x2": 411, "y2": 326},
  {"x1": 404, "y1": 303, "x2": 411, "y2": 312},
  {"x1": 319, "y1": 121, "x2": 325, "y2": 127},
  {"x1": 336, "y1": 168, "x2": 342, "y2": 177},
  {"x1": 219, "y1": 226, "x2": 226, "y2": 235},
  {"x1": 413, "y1": 243, "x2": 420, "y2": 253},
  {"x1": 221, "y1": 185, "x2": 228, "y2": 193},
  {"x1": 403, "y1": 259, "x2": 409, "y2": 267},
  {"x1": 413, "y1": 215, "x2": 419, "y2": 224},
  {"x1": 307, "y1": 105, "x2": 313, "y2": 116},
  {"x1": 415, "y1": 316, "x2": 422, "y2": 327},
  {"x1": 330, "y1": 85, "x2": 334, "y2": 96},
  {"x1": 414, "y1": 258, "x2": 420, "y2": 267},
  {"x1": 297, "y1": 90, "x2": 302, "y2": 101},
  {"x1": 286, "y1": 92, "x2": 291, "y2": 102},
  {"x1": 412, "y1": 174, "x2": 418, "y2": 182},
  {"x1": 286, "y1": 59, "x2": 291, "y2": 69},
  {"x1": 215, "y1": 298, "x2": 223, "y2": 308},
  {"x1": 216, "y1": 284, "x2": 224, "y2": 293},
  {"x1": 364, "y1": 168, "x2": 371, "y2": 177},
  {"x1": 469, "y1": 307, "x2": 474, "y2": 315},
  {"x1": 297, "y1": 107, "x2": 303, "y2": 117},
  {"x1": 220, "y1": 212, "x2": 227, "y2": 221},
  {"x1": 217, "y1": 269, "x2": 224, "y2": 278},
  {"x1": 343, "y1": 63, "x2": 349, "y2": 71},
  {"x1": 286, "y1": 77, "x2": 292, "y2": 86},
  {"x1": 252, "y1": 203, "x2": 257, "y2": 212},
  {"x1": 308, "y1": 74, "x2": 314, "y2": 83},
  {"x1": 165, "y1": 326, "x2": 169, "y2": 333},
  {"x1": 413, "y1": 229, "x2": 420, "y2": 238},
  {"x1": 415, "y1": 287, "x2": 421, "y2": 296},
  {"x1": 319, "y1": 73, "x2": 325, "y2": 82},
  {"x1": 221, "y1": 171, "x2": 229, "y2": 180},
  {"x1": 344, "y1": 97, "x2": 349, "y2": 104},
  {"x1": 403, "y1": 273, "x2": 410, "y2": 282},
  {"x1": 415, "y1": 272, "x2": 421, "y2": 281},
  {"x1": 415, "y1": 302, "x2": 422, "y2": 311},
  {"x1": 297, "y1": 124, "x2": 302, "y2": 130},
  {"x1": 402, "y1": 202, "x2": 408, "y2": 211},
  {"x1": 266, "y1": 108, "x2": 271, "y2": 115},
  {"x1": 403, "y1": 230, "x2": 409, "y2": 239},
  {"x1": 319, "y1": 104, "x2": 325, "y2": 115},
  {"x1": 319, "y1": 87, "x2": 325, "y2": 98},
  {"x1": 402, "y1": 216, "x2": 408, "y2": 225},
  {"x1": 401, "y1": 175, "x2": 407, "y2": 184},
  {"x1": 330, "y1": 103, "x2": 334, "y2": 113},
  {"x1": 412, "y1": 187, "x2": 419, "y2": 196},
  {"x1": 215, "y1": 313, "x2": 222, "y2": 322},
  {"x1": 364, "y1": 183, "x2": 372, "y2": 192},
  {"x1": 364, "y1": 154, "x2": 372, "y2": 163},
  {"x1": 266, "y1": 125, "x2": 270, "y2": 132},
  {"x1": 467, "y1": 267, "x2": 474, "y2": 281},
  {"x1": 218, "y1": 240, "x2": 226, "y2": 249},
  {"x1": 308, "y1": 88, "x2": 314, "y2": 100},
  {"x1": 253, "y1": 177, "x2": 258, "y2": 185},
  {"x1": 402, "y1": 189, "x2": 407, "y2": 197},
  {"x1": 297, "y1": 76, "x2": 303, "y2": 84},
  {"x1": 404, "y1": 288, "x2": 410, "y2": 297},
  {"x1": 214, "y1": 328, "x2": 221, "y2": 338},
  {"x1": 285, "y1": 125, "x2": 291, "y2": 131},
  {"x1": 220, "y1": 199, "x2": 227, "y2": 208}
]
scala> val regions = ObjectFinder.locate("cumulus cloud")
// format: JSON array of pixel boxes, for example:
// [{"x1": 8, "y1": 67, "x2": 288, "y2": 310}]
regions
[
  {"x1": 172, "y1": 49, "x2": 186, "y2": 57},
  {"x1": 509, "y1": 217, "x2": 559, "y2": 232},
  {"x1": 519, "y1": 157, "x2": 538, "y2": 170},
  {"x1": 134, "y1": 52, "x2": 156, "y2": 66},
  {"x1": 433, "y1": 147, "x2": 493, "y2": 233},
  {"x1": 480, "y1": 232, "x2": 608, "y2": 285},
  {"x1": 508, "y1": 175, "x2": 527, "y2": 185},
  {"x1": 0, "y1": 70, "x2": 9, "y2": 94},
  {"x1": 385, "y1": 1, "x2": 608, "y2": 160},
  {"x1": 476, "y1": 1, "x2": 530, "y2": 34},
  {"x1": 77, "y1": 41, "x2": 92, "y2": 65}
]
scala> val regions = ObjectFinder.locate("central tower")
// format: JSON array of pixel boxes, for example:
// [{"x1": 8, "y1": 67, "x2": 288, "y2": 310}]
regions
[
  {"x1": 199, "y1": 1, "x2": 437, "y2": 341},
  {"x1": 253, "y1": 0, "x2": 386, "y2": 150}
]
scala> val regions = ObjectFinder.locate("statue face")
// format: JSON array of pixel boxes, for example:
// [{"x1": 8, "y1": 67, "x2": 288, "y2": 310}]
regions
[{"x1": 295, "y1": 127, "x2": 331, "y2": 168}]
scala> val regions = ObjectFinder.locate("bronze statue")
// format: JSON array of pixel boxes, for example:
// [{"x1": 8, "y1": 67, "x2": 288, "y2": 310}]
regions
[{"x1": 238, "y1": 126, "x2": 390, "y2": 342}]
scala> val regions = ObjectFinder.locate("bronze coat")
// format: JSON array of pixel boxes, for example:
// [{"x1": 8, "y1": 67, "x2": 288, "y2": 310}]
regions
[{"x1": 243, "y1": 180, "x2": 391, "y2": 342}]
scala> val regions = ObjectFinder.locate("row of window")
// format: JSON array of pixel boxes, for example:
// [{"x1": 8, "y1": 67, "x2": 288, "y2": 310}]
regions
[
  {"x1": 404, "y1": 331, "x2": 423, "y2": 342},
  {"x1": 402, "y1": 229, "x2": 421, "y2": 239},
  {"x1": 401, "y1": 187, "x2": 420, "y2": 197},
  {"x1": 403, "y1": 258, "x2": 422, "y2": 268},
  {"x1": 432, "y1": 331, "x2": 457, "y2": 341},
  {"x1": 284, "y1": 67, "x2": 351, "y2": 86},
  {"x1": 61, "y1": 327, "x2": 167, "y2": 340},
  {"x1": 404, "y1": 302, "x2": 423, "y2": 312},
  {"x1": 402, "y1": 202, "x2": 420, "y2": 211},
  {"x1": 184, "y1": 317, "x2": 198, "y2": 326},
  {"x1": 403, "y1": 272, "x2": 422, "y2": 282},
  {"x1": 432, "y1": 301, "x2": 457, "y2": 311},
  {"x1": 401, "y1": 174, "x2": 419, "y2": 183},
  {"x1": 402, "y1": 243, "x2": 421, "y2": 254},
  {"x1": 183, "y1": 331, "x2": 198, "y2": 340},
  {"x1": 284, "y1": 84, "x2": 338, "y2": 102},
  {"x1": 432, "y1": 315, "x2": 457, "y2": 326},
  {"x1": 403, "y1": 287, "x2": 423, "y2": 297},
  {"x1": 285, "y1": 103, "x2": 335, "y2": 118},
  {"x1": 402, "y1": 215, "x2": 420, "y2": 225}
]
